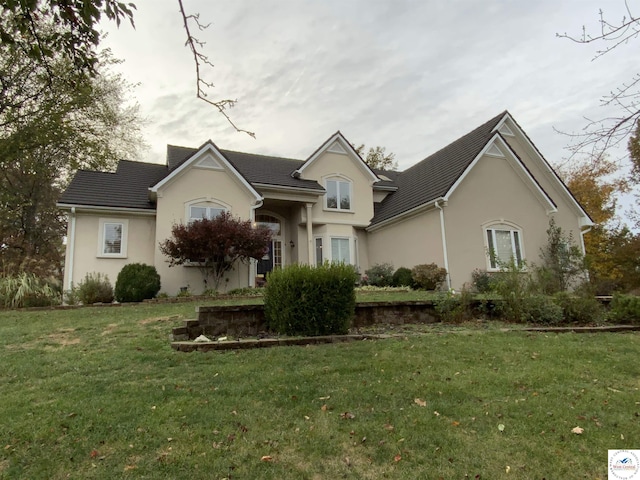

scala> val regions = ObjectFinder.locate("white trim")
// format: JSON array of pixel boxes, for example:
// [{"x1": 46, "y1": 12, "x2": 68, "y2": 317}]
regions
[
  {"x1": 485, "y1": 143, "x2": 505, "y2": 158},
  {"x1": 295, "y1": 132, "x2": 380, "y2": 183},
  {"x1": 97, "y1": 218, "x2": 129, "y2": 258},
  {"x1": 327, "y1": 141, "x2": 348, "y2": 154},
  {"x1": 493, "y1": 112, "x2": 593, "y2": 226},
  {"x1": 329, "y1": 236, "x2": 352, "y2": 264},
  {"x1": 194, "y1": 153, "x2": 223, "y2": 170},
  {"x1": 444, "y1": 134, "x2": 557, "y2": 214},
  {"x1": 482, "y1": 221, "x2": 525, "y2": 271},
  {"x1": 149, "y1": 142, "x2": 262, "y2": 203},
  {"x1": 435, "y1": 200, "x2": 451, "y2": 289},
  {"x1": 492, "y1": 117, "x2": 515, "y2": 136},
  {"x1": 324, "y1": 175, "x2": 354, "y2": 212},
  {"x1": 185, "y1": 198, "x2": 230, "y2": 222},
  {"x1": 67, "y1": 207, "x2": 76, "y2": 290},
  {"x1": 252, "y1": 183, "x2": 325, "y2": 195},
  {"x1": 57, "y1": 204, "x2": 156, "y2": 216},
  {"x1": 314, "y1": 235, "x2": 324, "y2": 266}
]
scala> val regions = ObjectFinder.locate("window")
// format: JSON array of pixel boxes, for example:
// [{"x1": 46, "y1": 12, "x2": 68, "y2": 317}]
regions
[
  {"x1": 486, "y1": 227, "x2": 523, "y2": 269},
  {"x1": 326, "y1": 179, "x2": 351, "y2": 211},
  {"x1": 315, "y1": 237, "x2": 323, "y2": 266},
  {"x1": 190, "y1": 205, "x2": 224, "y2": 221},
  {"x1": 331, "y1": 237, "x2": 350, "y2": 264},
  {"x1": 98, "y1": 218, "x2": 128, "y2": 258}
]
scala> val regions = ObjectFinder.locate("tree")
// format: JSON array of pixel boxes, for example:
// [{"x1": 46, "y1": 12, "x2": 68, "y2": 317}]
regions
[
  {"x1": 353, "y1": 144, "x2": 398, "y2": 170},
  {"x1": 159, "y1": 212, "x2": 272, "y2": 291},
  {"x1": 0, "y1": 0, "x2": 252, "y2": 136},
  {"x1": 557, "y1": 3, "x2": 640, "y2": 161},
  {"x1": 0, "y1": 39, "x2": 144, "y2": 277}
]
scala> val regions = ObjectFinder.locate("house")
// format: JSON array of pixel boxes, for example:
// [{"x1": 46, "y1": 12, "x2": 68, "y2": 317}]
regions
[{"x1": 57, "y1": 111, "x2": 593, "y2": 295}]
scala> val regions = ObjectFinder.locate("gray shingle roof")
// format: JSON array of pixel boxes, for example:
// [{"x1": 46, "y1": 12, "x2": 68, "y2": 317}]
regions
[
  {"x1": 369, "y1": 111, "x2": 506, "y2": 226},
  {"x1": 58, "y1": 160, "x2": 167, "y2": 210}
]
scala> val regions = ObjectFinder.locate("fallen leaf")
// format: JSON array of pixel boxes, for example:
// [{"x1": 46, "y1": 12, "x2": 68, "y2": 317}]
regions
[
  {"x1": 321, "y1": 404, "x2": 328, "y2": 412},
  {"x1": 506, "y1": 465, "x2": 511, "y2": 473},
  {"x1": 319, "y1": 396, "x2": 331, "y2": 400},
  {"x1": 384, "y1": 423, "x2": 394, "y2": 431},
  {"x1": 498, "y1": 424, "x2": 505, "y2": 432},
  {"x1": 414, "y1": 398, "x2": 427, "y2": 407},
  {"x1": 571, "y1": 426, "x2": 584, "y2": 435},
  {"x1": 433, "y1": 411, "x2": 440, "y2": 416},
  {"x1": 124, "y1": 465, "x2": 137, "y2": 471},
  {"x1": 621, "y1": 434, "x2": 625, "y2": 440},
  {"x1": 394, "y1": 454, "x2": 402, "y2": 462},
  {"x1": 260, "y1": 455, "x2": 273, "y2": 462},
  {"x1": 344, "y1": 457, "x2": 351, "y2": 466},
  {"x1": 451, "y1": 421, "x2": 460, "y2": 427},
  {"x1": 341, "y1": 412, "x2": 355, "y2": 419},
  {"x1": 90, "y1": 449, "x2": 99, "y2": 458}
]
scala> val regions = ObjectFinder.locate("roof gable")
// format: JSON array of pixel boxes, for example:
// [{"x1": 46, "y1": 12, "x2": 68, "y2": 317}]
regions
[
  {"x1": 150, "y1": 141, "x2": 261, "y2": 202},
  {"x1": 294, "y1": 131, "x2": 380, "y2": 183}
]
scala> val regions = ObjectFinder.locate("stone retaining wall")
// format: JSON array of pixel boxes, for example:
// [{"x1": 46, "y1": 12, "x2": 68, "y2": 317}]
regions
[{"x1": 171, "y1": 301, "x2": 441, "y2": 340}]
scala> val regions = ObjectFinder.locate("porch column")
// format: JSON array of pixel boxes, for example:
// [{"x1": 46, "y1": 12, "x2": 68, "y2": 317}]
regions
[{"x1": 306, "y1": 203, "x2": 313, "y2": 264}]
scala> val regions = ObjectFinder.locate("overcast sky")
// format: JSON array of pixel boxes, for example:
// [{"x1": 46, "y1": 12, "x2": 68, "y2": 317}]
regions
[{"x1": 100, "y1": 0, "x2": 637, "y2": 176}]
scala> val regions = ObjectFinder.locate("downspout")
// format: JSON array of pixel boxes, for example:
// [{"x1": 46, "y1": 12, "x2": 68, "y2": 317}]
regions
[
  {"x1": 67, "y1": 207, "x2": 77, "y2": 291},
  {"x1": 249, "y1": 200, "x2": 264, "y2": 288},
  {"x1": 435, "y1": 200, "x2": 451, "y2": 290},
  {"x1": 580, "y1": 226, "x2": 592, "y2": 283}
]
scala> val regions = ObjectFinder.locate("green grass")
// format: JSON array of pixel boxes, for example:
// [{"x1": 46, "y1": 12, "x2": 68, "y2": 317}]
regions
[{"x1": 1, "y1": 303, "x2": 638, "y2": 479}]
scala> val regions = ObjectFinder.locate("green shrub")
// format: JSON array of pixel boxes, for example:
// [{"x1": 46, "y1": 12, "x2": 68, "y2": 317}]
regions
[
  {"x1": 411, "y1": 263, "x2": 447, "y2": 290},
  {"x1": 364, "y1": 263, "x2": 394, "y2": 287},
  {"x1": 227, "y1": 287, "x2": 264, "y2": 297},
  {"x1": 76, "y1": 273, "x2": 113, "y2": 304},
  {"x1": 434, "y1": 289, "x2": 475, "y2": 323},
  {"x1": 471, "y1": 268, "x2": 498, "y2": 293},
  {"x1": 0, "y1": 273, "x2": 59, "y2": 308},
  {"x1": 491, "y1": 259, "x2": 531, "y2": 322},
  {"x1": 392, "y1": 267, "x2": 414, "y2": 287},
  {"x1": 608, "y1": 294, "x2": 640, "y2": 324},
  {"x1": 552, "y1": 292, "x2": 604, "y2": 325},
  {"x1": 521, "y1": 295, "x2": 564, "y2": 325},
  {"x1": 114, "y1": 263, "x2": 161, "y2": 303},
  {"x1": 264, "y1": 263, "x2": 357, "y2": 336}
]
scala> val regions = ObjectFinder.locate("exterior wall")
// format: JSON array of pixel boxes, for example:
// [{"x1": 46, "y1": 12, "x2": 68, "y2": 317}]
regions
[
  {"x1": 154, "y1": 165, "x2": 258, "y2": 295},
  {"x1": 502, "y1": 135, "x2": 584, "y2": 239},
  {"x1": 63, "y1": 211, "x2": 156, "y2": 291},
  {"x1": 443, "y1": 153, "x2": 556, "y2": 288},
  {"x1": 367, "y1": 209, "x2": 444, "y2": 273},
  {"x1": 300, "y1": 150, "x2": 376, "y2": 269}
]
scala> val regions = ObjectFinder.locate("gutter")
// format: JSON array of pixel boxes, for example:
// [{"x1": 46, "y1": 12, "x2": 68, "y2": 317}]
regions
[
  {"x1": 67, "y1": 207, "x2": 76, "y2": 291},
  {"x1": 435, "y1": 199, "x2": 452, "y2": 290}
]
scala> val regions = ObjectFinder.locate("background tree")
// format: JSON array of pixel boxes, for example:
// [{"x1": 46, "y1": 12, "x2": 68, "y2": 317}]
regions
[
  {"x1": 0, "y1": 0, "x2": 251, "y2": 135},
  {"x1": 353, "y1": 144, "x2": 398, "y2": 170},
  {"x1": 0, "y1": 32, "x2": 144, "y2": 277},
  {"x1": 159, "y1": 212, "x2": 272, "y2": 292},
  {"x1": 557, "y1": 3, "x2": 640, "y2": 161}
]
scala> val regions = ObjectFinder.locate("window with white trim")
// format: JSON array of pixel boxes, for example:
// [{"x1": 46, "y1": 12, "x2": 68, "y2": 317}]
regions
[
  {"x1": 325, "y1": 179, "x2": 352, "y2": 211},
  {"x1": 331, "y1": 237, "x2": 350, "y2": 264},
  {"x1": 189, "y1": 204, "x2": 225, "y2": 222},
  {"x1": 486, "y1": 226, "x2": 523, "y2": 269},
  {"x1": 98, "y1": 218, "x2": 128, "y2": 258}
]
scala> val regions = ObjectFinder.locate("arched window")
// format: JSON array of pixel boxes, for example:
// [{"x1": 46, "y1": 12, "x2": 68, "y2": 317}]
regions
[
  {"x1": 324, "y1": 176, "x2": 352, "y2": 211},
  {"x1": 484, "y1": 223, "x2": 524, "y2": 270},
  {"x1": 186, "y1": 200, "x2": 227, "y2": 222}
]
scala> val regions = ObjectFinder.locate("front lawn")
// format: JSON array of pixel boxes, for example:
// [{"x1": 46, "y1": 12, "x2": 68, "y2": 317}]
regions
[{"x1": 1, "y1": 303, "x2": 638, "y2": 479}]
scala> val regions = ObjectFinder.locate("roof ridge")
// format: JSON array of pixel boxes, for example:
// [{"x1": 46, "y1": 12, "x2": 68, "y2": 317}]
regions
[{"x1": 219, "y1": 148, "x2": 303, "y2": 162}]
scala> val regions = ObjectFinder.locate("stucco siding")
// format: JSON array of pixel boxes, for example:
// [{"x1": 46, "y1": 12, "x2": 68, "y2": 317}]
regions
[
  {"x1": 367, "y1": 210, "x2": 444, "y2": 273},
  {"x1": 64, "y1": 212, "x2": 156, "y2": 293},
  {"x1": 154, "y1": 165, "x2": 258, "y2": 294}
]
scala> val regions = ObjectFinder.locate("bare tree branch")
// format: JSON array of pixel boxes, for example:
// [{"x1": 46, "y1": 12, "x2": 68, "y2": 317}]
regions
[
  {"x1": 177, "y1": 0, "x2": 255, "y2": 138},
  {"x1": 556, "y1": 2, "x2": 640, "y2": 163}
]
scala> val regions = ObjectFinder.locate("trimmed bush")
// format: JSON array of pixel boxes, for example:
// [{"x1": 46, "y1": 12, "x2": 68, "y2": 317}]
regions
[
  {"x1": 76, "y1": 273, "x2": 113, "y2": 304},
  {"x1": 411, "y1": 263, "x2": 447, "y2": 290},
  {"x1": 608, "y1": 294, "x2": 640, "y2": 324},
  {"x1": 264, "y1": 263, "x2": 357, "y2": 336},
  {"x1": 114, "y1": 263, "x2": 161, "y2": 303},
  {"x1": 364, "y1": 263, "x2": 394, "y2": 287},
  {"x1": 392, "y1": 267, "x2": 413, "y2": 287},
  {"x1": 434, "y1": 289, "x2": 475, "y2": 323}
]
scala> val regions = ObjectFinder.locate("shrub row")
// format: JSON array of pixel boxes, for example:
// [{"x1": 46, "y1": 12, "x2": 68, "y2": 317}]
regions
[
  {"x1": 264, "y1": 263, "x2": 357, "y2": 336},
  {"x1": 363, "y1": 263, "x2": 447, "y2": 290}
]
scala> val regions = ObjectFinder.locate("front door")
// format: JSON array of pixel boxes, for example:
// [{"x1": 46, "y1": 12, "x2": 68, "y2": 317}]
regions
[{"x1": 257, "y1": 241, "x2": 274, "y2": 275}]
